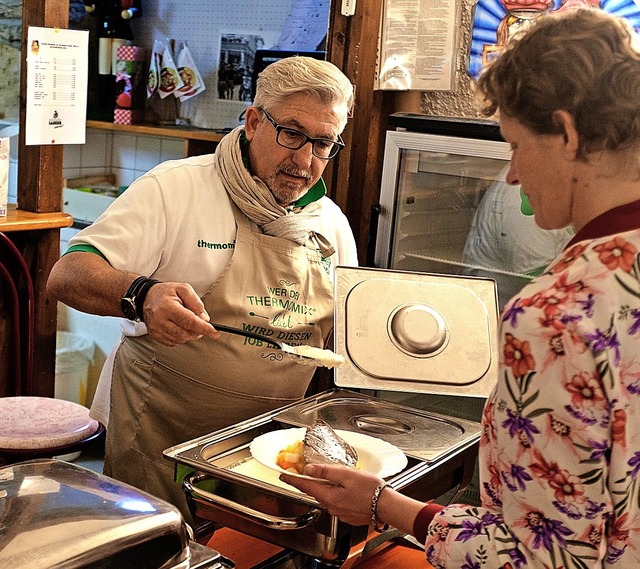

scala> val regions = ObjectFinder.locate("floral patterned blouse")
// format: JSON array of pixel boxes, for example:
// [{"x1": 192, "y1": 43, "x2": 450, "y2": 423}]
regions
[{"x1": 425, "y1": 202, "x2": 640, "y2": 568}]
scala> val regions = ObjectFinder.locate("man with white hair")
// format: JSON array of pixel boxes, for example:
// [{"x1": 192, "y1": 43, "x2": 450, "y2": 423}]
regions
[{"x1": 47, "y1": 56, "x2": 358, "y2": 518}]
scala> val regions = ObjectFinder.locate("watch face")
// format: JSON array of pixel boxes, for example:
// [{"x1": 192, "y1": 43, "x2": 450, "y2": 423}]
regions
[{"x1": 120, "y1": 297, "x2": 138, "y2": 321}]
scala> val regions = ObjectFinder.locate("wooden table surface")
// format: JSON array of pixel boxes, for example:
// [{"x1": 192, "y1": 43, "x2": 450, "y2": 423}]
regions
[
  {"x1": 206, "y1": 527, "x2": 434, "y2": 569},
  {"x1": 0, "y1": 206, "x2": 73, "y2": 232},
  {"x1": 355, "y1": 542, "x2": 432, "y2": 569}
]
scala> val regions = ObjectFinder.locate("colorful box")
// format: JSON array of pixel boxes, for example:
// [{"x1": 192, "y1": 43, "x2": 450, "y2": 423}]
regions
[
  {"x1": 114, "y1": 108, "x2": 145, "y2": 125},
  {"x1": 113, "y1": 45, "x2": 149, "y2": 125}
]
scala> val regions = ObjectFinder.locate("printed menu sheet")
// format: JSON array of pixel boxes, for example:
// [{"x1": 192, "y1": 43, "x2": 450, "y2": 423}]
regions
[
  {"x1": 377, "y1": 0, "x2": 460, "y2": 91},
  {"x1": 26, "y1": 26, "x2": 89, "y2": 145},
  {"x1": 275, "y1": 0, "x2": 331, "y2": 50}
]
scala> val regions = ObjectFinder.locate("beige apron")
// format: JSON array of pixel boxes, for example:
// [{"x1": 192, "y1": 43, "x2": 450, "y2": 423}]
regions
[{"x1": 105, "y1": 204, "x2": 335, "y2": 519}]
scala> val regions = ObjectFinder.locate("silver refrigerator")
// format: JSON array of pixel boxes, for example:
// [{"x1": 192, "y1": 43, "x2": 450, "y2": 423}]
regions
[{"x1": 373, "y1": 113, "x2": 574, "y2": 311}]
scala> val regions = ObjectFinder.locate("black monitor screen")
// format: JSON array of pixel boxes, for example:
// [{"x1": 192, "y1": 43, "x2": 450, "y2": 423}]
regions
[{"x1": 251, "y1": 50, "x2": 326, "y2": 101}]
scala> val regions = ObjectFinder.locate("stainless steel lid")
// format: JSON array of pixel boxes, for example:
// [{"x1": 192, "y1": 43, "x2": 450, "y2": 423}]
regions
[
  {"x1": 0, "y1": 459, "x2": 228, "y2": 569},
  {"x1": 334, "y1": 266, "x2": 498, "y2": 397},
  {"x1": 274, "y1": 390, "x2": 482, "y2": 462}
]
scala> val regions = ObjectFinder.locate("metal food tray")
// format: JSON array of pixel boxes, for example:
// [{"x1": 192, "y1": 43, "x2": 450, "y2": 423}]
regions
[
  {"x1": 164, "y1": 267, "x2": 499, "y2": 566},
  {"x1": 164, "y1": 390, "x2": 481, "y2": 564}
]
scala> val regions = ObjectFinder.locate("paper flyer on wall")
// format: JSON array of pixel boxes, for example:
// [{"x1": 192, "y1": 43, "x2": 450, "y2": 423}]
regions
[
  {"x1": 275, "y1": 0, "x2": 330, "y2": 50},
  {"x1": 25, "y1": 26, "x2": 89, "y2": 145},
  {"x1": 376, "y1": 0, "x2": 459, "y2": 91}
]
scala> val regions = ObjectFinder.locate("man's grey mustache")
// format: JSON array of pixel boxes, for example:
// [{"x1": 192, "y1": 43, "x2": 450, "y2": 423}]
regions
[{"x1": 278, "y1": 166, "x2": 311, "y2": 182}]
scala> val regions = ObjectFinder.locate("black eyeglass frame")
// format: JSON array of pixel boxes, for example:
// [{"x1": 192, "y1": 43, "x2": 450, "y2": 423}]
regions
[{"x1": 259, "y1": 107, "x2": 345, "y2": 160}]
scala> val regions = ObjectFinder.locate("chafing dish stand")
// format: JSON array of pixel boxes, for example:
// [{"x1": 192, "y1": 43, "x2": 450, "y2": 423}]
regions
[{"x1": 165, "y1": 267, "x2": 499, "y2": 568}]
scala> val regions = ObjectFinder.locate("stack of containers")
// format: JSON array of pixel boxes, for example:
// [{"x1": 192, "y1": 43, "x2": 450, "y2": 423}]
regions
[{"x1": 113, "y1": 45, "x2": 149, "y2": 125}]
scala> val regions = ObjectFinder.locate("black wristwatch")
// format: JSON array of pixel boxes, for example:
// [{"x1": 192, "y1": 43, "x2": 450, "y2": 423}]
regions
[{"x1": 120, "y1": 276, "x2": 161, "y2": 322}]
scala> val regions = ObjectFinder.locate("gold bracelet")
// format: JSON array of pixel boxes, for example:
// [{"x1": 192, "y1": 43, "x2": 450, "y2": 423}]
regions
[{"x1": 370, "y1": 481, "x2": 390, "y2": 533}]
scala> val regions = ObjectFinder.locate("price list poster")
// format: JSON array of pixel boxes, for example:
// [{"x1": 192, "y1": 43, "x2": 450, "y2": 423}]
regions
[{"x1": 26, "y1": 27, "x2": 89, "y2": 145}]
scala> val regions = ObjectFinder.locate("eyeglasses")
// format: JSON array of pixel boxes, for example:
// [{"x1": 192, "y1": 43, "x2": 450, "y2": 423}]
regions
[{"x1": 260, "y1": 108, "x2": 345, "y2": 160}]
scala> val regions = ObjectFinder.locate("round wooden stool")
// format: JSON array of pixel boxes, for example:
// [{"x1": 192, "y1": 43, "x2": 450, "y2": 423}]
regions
[{"x1": 0, "y1": 397, "x2": 104, "y2": 465}]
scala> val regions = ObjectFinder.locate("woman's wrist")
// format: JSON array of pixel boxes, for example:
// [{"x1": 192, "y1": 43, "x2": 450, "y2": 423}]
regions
[
  {"x1": 370, "y1": 482, "x2": 390, "y2": 532},
  {"x1": 373, "y1": 485, "x2": 435, "y2": 538}
]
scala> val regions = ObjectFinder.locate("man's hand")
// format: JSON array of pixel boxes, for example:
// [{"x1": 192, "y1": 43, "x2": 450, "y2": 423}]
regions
[{"x1": 142, "y1": 282, "x2": 221, "y2": 346}]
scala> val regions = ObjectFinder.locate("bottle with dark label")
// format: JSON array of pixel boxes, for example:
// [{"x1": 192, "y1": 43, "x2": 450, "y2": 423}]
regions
[{"x1": 83, "y1": 1, "x2": 141, "y2": 114}]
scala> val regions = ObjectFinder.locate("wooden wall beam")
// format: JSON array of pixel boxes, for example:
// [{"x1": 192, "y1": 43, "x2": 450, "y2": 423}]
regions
[
  {"x1": 10, "y1": 0, "x2": 70, "y2": 396},
  {"x1": 327, "y1": 0, "x2": 393, "y2": 264},
  {"x1": 19, "y1": 0, "x2": 68, "y2": 213}
]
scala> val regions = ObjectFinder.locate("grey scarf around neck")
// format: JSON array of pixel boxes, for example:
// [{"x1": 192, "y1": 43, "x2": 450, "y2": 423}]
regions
[{"x1": 214, "y1": 126, "x2": 335, "y2": 258}]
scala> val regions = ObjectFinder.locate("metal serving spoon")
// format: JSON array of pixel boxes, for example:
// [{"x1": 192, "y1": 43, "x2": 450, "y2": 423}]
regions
[{"x1": 212, "y1": 323, "x2": 345, "y2": 369}]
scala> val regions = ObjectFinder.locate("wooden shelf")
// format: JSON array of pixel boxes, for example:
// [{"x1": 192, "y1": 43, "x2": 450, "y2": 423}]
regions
[
  {"x1": 86, "y1": 120, "x2": 225, "y2": 158},
  {"x1": 86, "y1": 120, "x2": 226, "y2": 143},
  {"x1": 0, "y1": 205, "x2": 73, "y2": 232}
]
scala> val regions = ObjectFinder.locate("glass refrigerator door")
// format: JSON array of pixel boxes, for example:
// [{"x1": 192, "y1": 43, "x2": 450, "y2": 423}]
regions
[{"x1": 376, "y1": 130, "x2": 574, "y2": 309}]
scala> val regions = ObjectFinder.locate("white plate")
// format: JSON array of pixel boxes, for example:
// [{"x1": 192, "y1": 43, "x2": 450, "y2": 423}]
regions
[{"x1": 249, "y1": 427, "x2": 408, "y2": 481}]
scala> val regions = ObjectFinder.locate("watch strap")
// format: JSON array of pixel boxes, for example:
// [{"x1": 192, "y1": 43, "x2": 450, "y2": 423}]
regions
[
  {"x1": 122, "y1": 276, "x2": 159, "y2": 321},
  {"x1": 125, "y1": 276, "x2": 148, "y2": 300},
  {"x1": 134, "y1": 278, "x2": 161, "y2": 321}
]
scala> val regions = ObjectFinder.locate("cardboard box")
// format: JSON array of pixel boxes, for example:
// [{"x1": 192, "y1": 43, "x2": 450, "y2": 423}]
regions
[
  {"x1": 63, "y1": 188, "x2": 117, "y2": 224},
  {"x1": 117, "y1": 45, "x2": 148, "y2": 62},
  {"x1": 63, "y1": 174, "x2": 120, "y2": 224},
  {"x1": 0, "y1": 137, "x2": 9, "y2": 216},
  {"x1": 114, "y1": 108, "x2": 145, "y2": 125},
  {"x1": 114, "y1": 45, "x2": 149, "y2": 124}
]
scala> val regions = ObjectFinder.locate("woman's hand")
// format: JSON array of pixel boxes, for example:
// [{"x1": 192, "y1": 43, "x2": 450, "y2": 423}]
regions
[
  {"x1": 280, "y1": 463, "x2": 430, "y2": 536},
  {"x1": 280, "y1": 463, "x2": 382, "y2": 527}
]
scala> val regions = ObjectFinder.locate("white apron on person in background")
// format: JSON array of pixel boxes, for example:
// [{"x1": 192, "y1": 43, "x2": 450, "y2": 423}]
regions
[{"x1": 105, "y1": 204, "x2": 335, "y2": 519}]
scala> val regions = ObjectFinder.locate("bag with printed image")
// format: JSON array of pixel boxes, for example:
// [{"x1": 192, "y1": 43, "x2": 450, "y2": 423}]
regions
[
  {"x1": 174, "y1": 41, "x2": 206, "y2": 102},
  {"x1": 147, "y1": 39, "x2": 163, "y2": 98},
  {"x1": 158, "y1": 39, "x2": 184, "y2": 99}
]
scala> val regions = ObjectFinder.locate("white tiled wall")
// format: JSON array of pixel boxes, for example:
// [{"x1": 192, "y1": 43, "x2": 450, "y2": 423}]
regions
[{"x1": 63, "y1": 130, "x2": 184, "y2": 188}]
